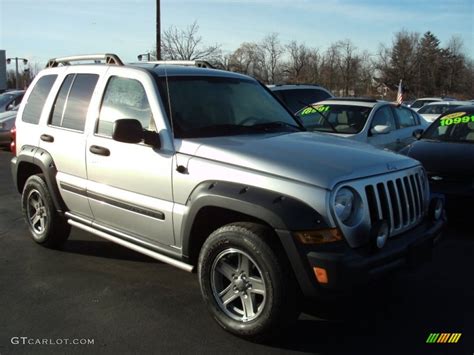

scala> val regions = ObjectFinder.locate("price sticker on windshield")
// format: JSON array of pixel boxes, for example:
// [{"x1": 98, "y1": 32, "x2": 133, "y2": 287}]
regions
[
  {"x1": 439, "y1": 112, "x2": 474, "y2": 126},
  {"x1": 300, "y1": 105, "x2": 330, "y2": 116}
]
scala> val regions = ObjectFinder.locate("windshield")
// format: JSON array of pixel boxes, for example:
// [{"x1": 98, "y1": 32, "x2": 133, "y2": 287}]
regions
[
  {"x1": 156, "y1": 76, "x2": 301, "y2": 138},
  {"x1": 418, "y1": 104, "x2": 460, "y2": 115},
  {"x1": 0, "y1": 94, "x2": 14, "y2": 106},
  {"x1": 296, "y1": 104, "x2": 371, "y2": 133},
  {"x1": 411, "y1": 99, "x2": 436, "y2": 109},
  {"x1": 423, "y1": 111, "x2": 474, "y2": 143}
]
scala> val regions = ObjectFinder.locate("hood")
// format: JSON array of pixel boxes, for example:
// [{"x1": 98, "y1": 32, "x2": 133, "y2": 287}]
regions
[
  {"x1": 178, "y1": 132, "x2": 418, "y2": 189},
  {"x1": 406, "y1": 139, "x2": 474, "y2": 176}
]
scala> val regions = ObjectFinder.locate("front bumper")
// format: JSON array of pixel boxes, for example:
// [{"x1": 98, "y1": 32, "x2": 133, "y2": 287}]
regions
[{"x1": 278, "y1": 216, "x2": 445, "y2": 298}]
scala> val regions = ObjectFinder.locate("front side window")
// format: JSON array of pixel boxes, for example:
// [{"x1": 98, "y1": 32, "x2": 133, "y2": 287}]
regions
[
  {"x1": 371, "y1": 106, "x2": 396, "y2": 131},
  {"x1": 97, "y1": 77, "x2": 153, "y2": 137},
  {"x1": 157, "y1": 76, "x2": 300, "y2": 138},
  {"x1": 50, "y1": 74, "x2": 99, "y2": 131},
  {"x1": 22, "y1": 75, "x2": 57, "y2": 124},
  {"x1": 394, "y1": 107, "x2": 417, "y2": 128}
]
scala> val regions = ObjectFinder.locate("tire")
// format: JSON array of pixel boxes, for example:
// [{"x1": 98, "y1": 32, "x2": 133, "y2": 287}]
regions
[
  {"x1": 21, "y1": 174, "x2": 70, "y2": 248},
  {"x1": 198, "y1": 222, "x2": 300, "y2": 340}
]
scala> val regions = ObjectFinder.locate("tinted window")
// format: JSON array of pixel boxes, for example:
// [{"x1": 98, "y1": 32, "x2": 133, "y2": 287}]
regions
[
  {"x1": 22, "y1": 75, "x2": 57, "y2": 124},
  {"x1": 279, "y1": 89, "x2": 332, "y2": 112},
  {"x1": 371, "y1": 106, "x2": 396, "y2": 131},
  {"x1": 50, "y1": 74, "x2": 99, "y2": 131},
  {"x1": 97, "y1": 77, "x2": 153, "y2": 137},
  {"x1": 418, "y1": 104, "x2": 459, "y2": 115},
  {"x1": 423, "y1": 111, "x2": 474, "y2": 143},
  {"x1": 157, "y1": 76, "x2": 298, "y2": 138},
  {"x1": 50, "y1": 75, "x2": 75, "y2": 127},
  {"x1": 394, "y1": 107, "x2": 417, "y2": 128}
]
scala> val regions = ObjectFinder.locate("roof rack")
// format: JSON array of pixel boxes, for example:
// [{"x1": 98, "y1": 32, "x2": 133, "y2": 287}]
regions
[
  {"x1": 146, "y1": 60, "x2": 214, "y2": 69},
  {"x1": 46, "y1": 54, "x2": 124, "y2": 68}
]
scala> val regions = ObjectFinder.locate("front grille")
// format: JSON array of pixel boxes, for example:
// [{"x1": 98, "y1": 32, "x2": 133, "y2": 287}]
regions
[{"x1": 364, "y1": 170, "x2": 426, "y2": 236}]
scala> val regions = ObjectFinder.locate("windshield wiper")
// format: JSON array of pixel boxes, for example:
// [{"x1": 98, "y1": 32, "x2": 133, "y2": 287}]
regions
[
  {"x1": 298, "y1": 100, "x2": 338, "y2": 133},
  {"x1": 249, "y1": 121, "x2": 303, "y2": 132}
]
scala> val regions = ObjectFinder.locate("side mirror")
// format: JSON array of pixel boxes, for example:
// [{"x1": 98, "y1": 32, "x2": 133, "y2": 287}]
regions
[
  {"x1": 370, "y1": 125, "x2": 391, "y2": 135},
  {"x1": 113, "y1": 119, "x2": 144, "y2": 144},
  {"x1": 112, "y1": 119, "x2": 161, "y2": 148},
  {"x1": 413, "y1": 129, "x2": 424, "y2": 140},
  {"x1": 6, "y1": 103, "x2": 14, "y2": 111}
]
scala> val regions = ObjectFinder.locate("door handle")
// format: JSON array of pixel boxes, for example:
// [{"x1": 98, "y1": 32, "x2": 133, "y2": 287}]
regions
[
  {"x1": 89, "y1": 145, "x2": 110, "y2": 156},
  {"x1": 40, "y1": 134, "x2": 54, "y2": 143}
]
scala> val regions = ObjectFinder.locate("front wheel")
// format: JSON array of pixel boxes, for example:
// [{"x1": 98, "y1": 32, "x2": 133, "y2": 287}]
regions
[{"x1": 198, "y1": 222, "x2": 299, "y2": 340}]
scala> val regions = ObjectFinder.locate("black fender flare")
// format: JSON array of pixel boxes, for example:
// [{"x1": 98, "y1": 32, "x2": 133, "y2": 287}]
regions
[
  {"x1": 11, "y1": 145, "x2": 67, "y2": 212},
  {"x1": 181, "y1": 180, "x2": 328, "y2": 257}
]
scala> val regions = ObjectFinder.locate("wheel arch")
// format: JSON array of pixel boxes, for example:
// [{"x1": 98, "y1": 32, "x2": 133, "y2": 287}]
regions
[{"x1": 12, "y1": 146, "x2": 67, "y2": 213}]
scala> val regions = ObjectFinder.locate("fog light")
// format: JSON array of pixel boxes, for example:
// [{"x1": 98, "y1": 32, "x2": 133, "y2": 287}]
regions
[
  {"x1": 371, "y1": 220, "x2": 389, "y2": 249},
  {"x1": 429, "y1": 198, "x2": 444, "y2": 221},
  {"x1": 313, "y1": 267, "x2": 328, "y2": 284}
]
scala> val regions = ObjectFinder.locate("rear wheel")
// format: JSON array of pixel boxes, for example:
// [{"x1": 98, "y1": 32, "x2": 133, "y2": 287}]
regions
[
  {"x1": 22, "y1": 174, "x2": 70, "y2": 248},
  {"x1": 198, "y1": 222, "x2": 299, "y2": 340}
]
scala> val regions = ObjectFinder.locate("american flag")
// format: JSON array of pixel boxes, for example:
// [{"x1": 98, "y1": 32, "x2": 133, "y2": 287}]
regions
[{"x1": 396, "y1": 79, "x2": 403, "y2": 104}]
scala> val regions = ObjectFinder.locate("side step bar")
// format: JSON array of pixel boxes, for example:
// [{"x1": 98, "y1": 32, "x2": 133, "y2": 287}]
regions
[{"x1": 68, "y1": 219, "x2": 194, "y2": 272}]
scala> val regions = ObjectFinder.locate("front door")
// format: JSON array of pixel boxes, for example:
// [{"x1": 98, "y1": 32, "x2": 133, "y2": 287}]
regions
[{"x1": 86, "y1": 73, "x2": 175, "y2": 247}]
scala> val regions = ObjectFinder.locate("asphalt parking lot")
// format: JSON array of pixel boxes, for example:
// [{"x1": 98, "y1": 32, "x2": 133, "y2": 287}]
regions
[{"x1": 0, "y1": 148, "x2": 472, "y2": 355}]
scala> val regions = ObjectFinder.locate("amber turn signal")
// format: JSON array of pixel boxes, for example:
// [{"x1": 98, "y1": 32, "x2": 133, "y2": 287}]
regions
[
  {"x1": 313, "y1": 267, "x2": 329, "y2": 284},
  {"x1": 294, "y1": 228, "x2": 343, "y2": 244}
]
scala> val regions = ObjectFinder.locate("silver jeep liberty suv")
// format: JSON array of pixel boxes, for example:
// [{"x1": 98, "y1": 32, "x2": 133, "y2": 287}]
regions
[{"x1": 11, "y1": 54, "x2": 445, "y2": 340}]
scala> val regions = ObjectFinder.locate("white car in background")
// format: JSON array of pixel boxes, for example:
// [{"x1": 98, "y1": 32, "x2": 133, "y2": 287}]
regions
[
  {"x1": 409, "y1": 97, "x2": 456, "y2": 111},
  {"x1": 296, "y1": 98, "x2": 428, "y2": 151},
  {"x1": 417, "y1": 101, "x2": 474, "y2": 122}
]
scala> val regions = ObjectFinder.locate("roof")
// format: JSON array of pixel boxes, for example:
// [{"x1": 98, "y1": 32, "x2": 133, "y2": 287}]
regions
[
  {"x1": 140, "y1": 64, "x2": 253, "y2": 80},
  {"x1": 422, "y1": 100, "x2": 473, "y2": 106},
  {"x1": 315, "y1": 98, "x2": 384, "y2": 108}
]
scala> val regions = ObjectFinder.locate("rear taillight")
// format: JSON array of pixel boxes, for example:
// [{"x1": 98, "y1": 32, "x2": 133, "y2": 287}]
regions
[{"x1": 10, "y1": 126, "x2": 16, "y2": 155}]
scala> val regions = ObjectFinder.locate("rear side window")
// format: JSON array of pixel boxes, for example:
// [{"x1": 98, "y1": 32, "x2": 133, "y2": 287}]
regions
[
  {"x1": 50, "y1": 74, "x2": 99, "y2": 132},
  {"x1": 22, "y1": 75, "x2": 57, "y2": 124}
]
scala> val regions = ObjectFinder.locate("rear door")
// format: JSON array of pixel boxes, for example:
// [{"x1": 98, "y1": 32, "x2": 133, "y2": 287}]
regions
[{"x1": 38, "y1": 67, "x2": 104, "y2": 219}]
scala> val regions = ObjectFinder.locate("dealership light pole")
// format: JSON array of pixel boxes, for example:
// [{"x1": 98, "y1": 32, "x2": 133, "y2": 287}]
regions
[
  {"x1": 6, "y1": 57, "x2": 28, "y2": 89},
  {"x1": 156, "y1": 0, "x2": 161, "y2": 60}
]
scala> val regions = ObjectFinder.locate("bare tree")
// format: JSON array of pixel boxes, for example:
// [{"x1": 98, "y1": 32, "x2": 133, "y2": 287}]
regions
[
  {"x1": 160, "y1": 21, "x2": 222, "y2": 62},
  {"x1": 228, "y1": 42, "x2": 265, "y2": 79},
  {"x1": 260, "y1": 33, "x2": 284, "y2": 84}
]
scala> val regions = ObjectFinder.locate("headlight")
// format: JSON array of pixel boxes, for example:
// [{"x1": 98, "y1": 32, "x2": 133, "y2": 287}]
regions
[
  {"x1": 334, "y1": 188, "x2": 354, "y2": 223},
  {"x1": 334, "y1": 187, "x2": 363, "y2": 226}
]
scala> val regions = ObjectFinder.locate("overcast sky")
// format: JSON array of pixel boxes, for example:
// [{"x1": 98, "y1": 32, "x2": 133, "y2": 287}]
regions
[{"x1": 1, "y1": 0, "x2": 472, "y2": 67}]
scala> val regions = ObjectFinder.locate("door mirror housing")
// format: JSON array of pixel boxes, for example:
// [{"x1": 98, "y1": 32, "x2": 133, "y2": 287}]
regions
[
  {"x1": 112, "y1": 119, "x2": 144, "y2": 144},
  {"x1": 112, "y1": 119, "x2": 161, "y2": 148},
  {"x1": 6, "y1": 103, "x2": 15, "y2": 111},
  {"x1": 370, "y1": 125, "x2": 391, "y2": 135}
]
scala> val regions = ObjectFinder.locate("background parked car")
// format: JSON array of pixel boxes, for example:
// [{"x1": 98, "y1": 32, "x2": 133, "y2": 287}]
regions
[
  {"x1": 400, "y1": 106, "x2": 474, "y2": 209},
  {"x1": 0, "y1": 90, "x2": 25, "y2": 112},
  {"x1": 408, "y1": 97, "x2": 455, "y2": 111},
  {"x1": 0, "y1": 107, "x2": 17, "y2": 147},
  {"x1": 417, "y1": 101, "x2": 473, "y2": 122},
  {"x1": 268, "y1": 84, "x2": 333, "y2": 113},
  {"x1": 296, "y1": 98, "x2": 428, "y2": 151}
]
